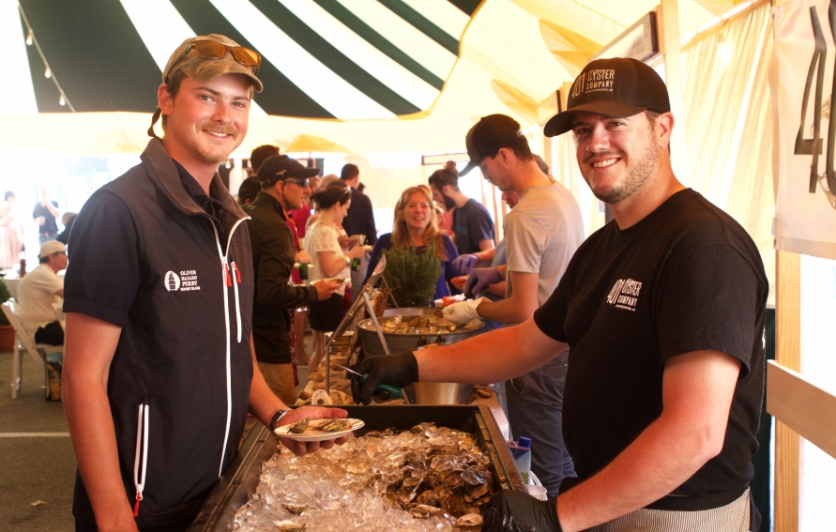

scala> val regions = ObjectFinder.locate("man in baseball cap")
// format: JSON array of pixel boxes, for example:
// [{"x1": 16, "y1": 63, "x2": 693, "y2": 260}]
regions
[
  {"x1": 245, "y1": 155, "x2": 337, "y2": 408},
  {"x1": 460, "y1": 114, "x2": 531, "y2": 177},
  {"x1": 443, "y1": 113, "x2": 585, "y2": 499},
  {"x1": 355, "y1": 57, "x2": 767, "y2": 531},
  {"x1": 17, "y1": 240, "x2": 67, "y2": 347},
  {"x1": 64, "y1": 36, "x2": 348, "y2": 532}
]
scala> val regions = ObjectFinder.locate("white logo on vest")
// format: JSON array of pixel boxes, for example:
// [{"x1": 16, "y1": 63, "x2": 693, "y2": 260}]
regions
[
  {"x1": 164, "y1": 271, "x2": 181, "y2": 291},
  {"x1": 606, "y1": 278, "x2": 642, "y2": 311},
  {"x1": 164, "y1": 270, "x2": 201, "y2": 292}
]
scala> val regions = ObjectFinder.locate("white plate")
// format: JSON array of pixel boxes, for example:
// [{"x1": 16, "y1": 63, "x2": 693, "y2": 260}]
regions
[{"x1": 274, "y1": 418, "x2": 365, "y2": 442}]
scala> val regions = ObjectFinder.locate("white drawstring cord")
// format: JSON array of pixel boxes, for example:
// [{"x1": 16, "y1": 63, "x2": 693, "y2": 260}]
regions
[{"x1": 132, "y1": 403, "x2": 149, "y2": 516}]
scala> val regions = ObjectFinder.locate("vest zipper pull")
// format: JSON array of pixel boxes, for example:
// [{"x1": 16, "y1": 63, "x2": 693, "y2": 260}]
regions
[
  {"x1": 225, "y1": 263, "x2": 232, "y2": 287},
  {"x1": 133, "y1": 492, "x2": 142, "y2": 517}
]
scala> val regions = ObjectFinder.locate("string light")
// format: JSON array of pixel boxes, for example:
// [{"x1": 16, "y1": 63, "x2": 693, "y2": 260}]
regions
[{"x1": 18, "y1": 3, "x2": 75, "y2": 112}]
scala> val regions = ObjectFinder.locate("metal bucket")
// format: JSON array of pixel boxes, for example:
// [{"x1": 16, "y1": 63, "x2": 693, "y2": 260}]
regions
[
  {"x1": 357, "y1": 307, "x2": 485, "y2": 405},
  {"x1": 414, "y1": 382, "x2": 462, "y2": 405},
  {"x1": 357, "y1": 306, "x2": 485, "y2": 356}
]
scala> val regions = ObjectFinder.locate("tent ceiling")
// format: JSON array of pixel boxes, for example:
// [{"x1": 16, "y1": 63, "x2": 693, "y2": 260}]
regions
[{"x1": 3, "y1": 0, "x2": 738, "y2": 156}]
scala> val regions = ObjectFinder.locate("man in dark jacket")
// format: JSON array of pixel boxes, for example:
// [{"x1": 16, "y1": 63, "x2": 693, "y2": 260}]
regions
[
  {"x1": 245, "y1": 155, "x2": 338, "y2": 404},
  {"x1": 340, "y1": 163, "x2": 376, "y2": 245},
  {"x1": 62, "y1": 35, "x2": 348, "y2": 532}
]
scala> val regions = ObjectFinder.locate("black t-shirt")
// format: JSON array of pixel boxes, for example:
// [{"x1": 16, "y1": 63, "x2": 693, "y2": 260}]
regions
[
  {"x1": 533, "y1": 189, "x2": 768, "y2": 511},
  {"x1": 64, "y1": 163, "x2": 225, "y2": 327},
  {"x1": 452, "y1": 198, "x2": 494, "y2": 254},
  {"x1": 33, "y1": 201, "x2": 59, "y2": 234}
]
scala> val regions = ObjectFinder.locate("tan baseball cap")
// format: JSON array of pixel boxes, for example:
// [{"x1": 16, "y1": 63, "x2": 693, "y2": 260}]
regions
[
  {"x1": 162, "y1": 34, "x2": 263, "y2": 93},
  {"x1": 39, "y1": 240, "x2": 67, "y2": 259}
]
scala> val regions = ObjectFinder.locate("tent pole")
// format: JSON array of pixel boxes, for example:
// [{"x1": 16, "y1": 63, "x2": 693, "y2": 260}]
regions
[
  {"x1": 774, "y1": 249, "x2": 800, "y2": 532},
  {"x1": 658, "y1": 0, "x2": 688, "y2": 183}
]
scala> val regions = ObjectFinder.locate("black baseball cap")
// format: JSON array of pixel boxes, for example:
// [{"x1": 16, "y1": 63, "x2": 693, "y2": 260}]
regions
[
  {"x1": 256, "y1": 155, "x2": 320, "y2": 186},
  {"x1": 544, "y1": 57, "x2": 670, "y2": 137},
  {"x1": 460, "y1": 114, "x2": 528, "y2": 176}
]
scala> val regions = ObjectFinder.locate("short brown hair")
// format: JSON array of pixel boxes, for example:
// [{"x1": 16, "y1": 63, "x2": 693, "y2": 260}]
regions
[
  {"x1": 428, "y1": 168, "x2": 458, "y2": 192},
  {"x1": 250, "y1": 145, "x2": 280, "y2": 173}
]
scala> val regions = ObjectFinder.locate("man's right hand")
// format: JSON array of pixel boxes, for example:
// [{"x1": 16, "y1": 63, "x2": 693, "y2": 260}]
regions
[
  {"x1": 313, "y1": 279, "x2": 340, "y2": 301},
  {"x1": 482, "y1": 490, "x2": 562, "y2": 532},
  {"x1": 452, "y1": 254, "x2": 480, "y2": 275},
  {"x1": 350, "y1": 352, "x2": 419, "y2": 405}
]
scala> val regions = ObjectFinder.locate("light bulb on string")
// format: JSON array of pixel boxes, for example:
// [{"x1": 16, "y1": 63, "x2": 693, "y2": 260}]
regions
[
  {"x1": 44, "y1": 67, "x2": 51, "y2": 79},
  {"x1": 59, "y1": 95, "x2": 66, "y2": 106},
  {"x1": 26, "y1": 30, "x2": 33, "y2": 46}
]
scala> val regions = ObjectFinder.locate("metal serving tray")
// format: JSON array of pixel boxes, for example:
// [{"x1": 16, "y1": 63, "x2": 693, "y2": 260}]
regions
[{"x1": 187, "y1": 404, "x2": 524, "y2": 532}]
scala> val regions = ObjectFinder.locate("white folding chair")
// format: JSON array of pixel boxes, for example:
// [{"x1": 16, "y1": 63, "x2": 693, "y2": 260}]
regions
[
  {"x1": 3, "y1": 300, "x2": 62, "y2": 399},
  {"x1": 52, "y1": 302, "x2": 66, "y2": 332}
]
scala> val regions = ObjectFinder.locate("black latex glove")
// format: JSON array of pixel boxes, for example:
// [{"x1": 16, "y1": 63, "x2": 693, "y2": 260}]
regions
[
  {"x1": 350, "y1": 352, "x2": 419, "y2": 405},
  {"x1": 482, "y1": 490, "x2": 562, "y2": 532}
]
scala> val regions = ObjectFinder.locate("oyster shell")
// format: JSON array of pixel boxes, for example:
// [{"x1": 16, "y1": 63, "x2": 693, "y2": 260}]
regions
[
  {"x1": 274, "y1": 520, "x2": 307, "y2": 531},
  {"x1": 411, "y1": 504, "x2": 442, "y2": 519},
  {"x1": 282, "y1": 504, "x2": 315, "y2": 515}
]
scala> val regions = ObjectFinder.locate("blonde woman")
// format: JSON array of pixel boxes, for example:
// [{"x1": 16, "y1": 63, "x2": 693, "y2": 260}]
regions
[
  {"x1": 304, "y1": 180, "x2": 365, "y2": 371},
  {"x1": 363, "y1": 185, "x2": 459, "y2": 298}
]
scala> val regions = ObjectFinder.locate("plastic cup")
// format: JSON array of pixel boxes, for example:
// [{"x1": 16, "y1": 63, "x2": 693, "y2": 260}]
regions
[{"x1": 524, "y1": 484, "x2": 548, "y2": 501}]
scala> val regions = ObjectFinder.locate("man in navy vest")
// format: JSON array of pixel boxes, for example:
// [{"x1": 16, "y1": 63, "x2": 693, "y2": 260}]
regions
[{"x1": 63, "y1": 35, "x2": 348, "y2": 532}]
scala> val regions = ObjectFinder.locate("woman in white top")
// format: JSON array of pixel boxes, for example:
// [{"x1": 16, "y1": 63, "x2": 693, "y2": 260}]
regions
[
  {"x1": 0, "y1": 191, "x2": 24, "y2": 270},
  {"x1": 304, "y1": 180, "x2": 365, "y2": 371}
]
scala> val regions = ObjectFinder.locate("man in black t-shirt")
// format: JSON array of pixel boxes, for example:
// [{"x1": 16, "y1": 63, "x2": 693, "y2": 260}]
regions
[
  {"x1": 353, "y1": 58, "x2": 766, "y2": 531},
  {"x1": 33, "y1": 186, "x2": 60, "y2": 245},
  {"x1": 427, "y1": 168, "x2": 495, "y2": 256}
]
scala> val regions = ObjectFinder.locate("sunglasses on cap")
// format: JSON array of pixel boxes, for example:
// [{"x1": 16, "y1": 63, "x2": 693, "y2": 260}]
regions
[{"x1": 164, "y1": 40, "x2": 262, "y2": 83}]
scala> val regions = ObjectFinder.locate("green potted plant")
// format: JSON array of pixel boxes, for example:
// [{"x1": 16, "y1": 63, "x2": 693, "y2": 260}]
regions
[
  {"x1": 381, "y1": 241, "x2": 441, "y2": 307},
  {"x1": 0, "y1": 277, "x2": 14, "y2": 352}
]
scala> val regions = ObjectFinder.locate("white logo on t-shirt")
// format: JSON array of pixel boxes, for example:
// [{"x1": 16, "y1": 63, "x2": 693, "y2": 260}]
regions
[{"x1": 607, "y1": 278, "x2": 642, "y2": 311}]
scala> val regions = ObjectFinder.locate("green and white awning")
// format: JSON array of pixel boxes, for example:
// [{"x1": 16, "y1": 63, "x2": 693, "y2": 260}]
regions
[{"x1": 6, "y1": 0, "x2": 481, "y2": 118}]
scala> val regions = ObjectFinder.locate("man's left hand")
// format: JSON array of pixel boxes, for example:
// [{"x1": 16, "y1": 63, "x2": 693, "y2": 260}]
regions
[
  {"x1": 482, "y1": 490, "x2": 562, "y2": 532},
  {"x1": 275, "y1": 406, "x2": 349, "y2": 456},
  {"x1": 442, "y1": 297, "x2": 484, "y2": 325}
]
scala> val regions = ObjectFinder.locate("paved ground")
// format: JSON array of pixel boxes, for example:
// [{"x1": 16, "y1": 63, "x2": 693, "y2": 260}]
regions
[
  {"x1": 0, "y1": 332, "x2": 314, "y2": 531},
  {"x1": 0, "y1": 350, "x2": 75, "y2": 532}
]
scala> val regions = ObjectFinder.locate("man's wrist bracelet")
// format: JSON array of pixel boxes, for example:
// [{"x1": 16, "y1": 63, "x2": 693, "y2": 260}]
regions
[{"x1": 269, "y1": 408, "x2": 292, "y2": 432}]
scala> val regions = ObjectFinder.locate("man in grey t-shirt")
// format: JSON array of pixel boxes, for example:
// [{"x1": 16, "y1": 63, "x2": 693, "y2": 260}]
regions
[{"x1": 443, "y1": 114, "x2": 584, "y2": 496}]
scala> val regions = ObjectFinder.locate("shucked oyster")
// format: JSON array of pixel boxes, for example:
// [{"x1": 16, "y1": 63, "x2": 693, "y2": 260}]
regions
[
  {"x1": 287, "y1": 418, "x2": 310, "y2": 434},
  {"x1": 319, "y1": 419, "x2": 350, "y2": 432}
]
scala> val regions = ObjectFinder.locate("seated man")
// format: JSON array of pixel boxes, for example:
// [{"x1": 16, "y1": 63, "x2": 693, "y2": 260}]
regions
[{"x1": 18, "y1": 240, "x2": 66, "y2": 345}]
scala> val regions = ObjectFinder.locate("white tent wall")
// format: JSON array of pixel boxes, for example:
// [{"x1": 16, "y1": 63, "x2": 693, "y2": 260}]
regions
[
  {"x1": 680, "y1": 2, "x2": 775, "y2": 303},
  {"x1": 548, "y1": 1, "x2": 776, "y2": 304}
]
